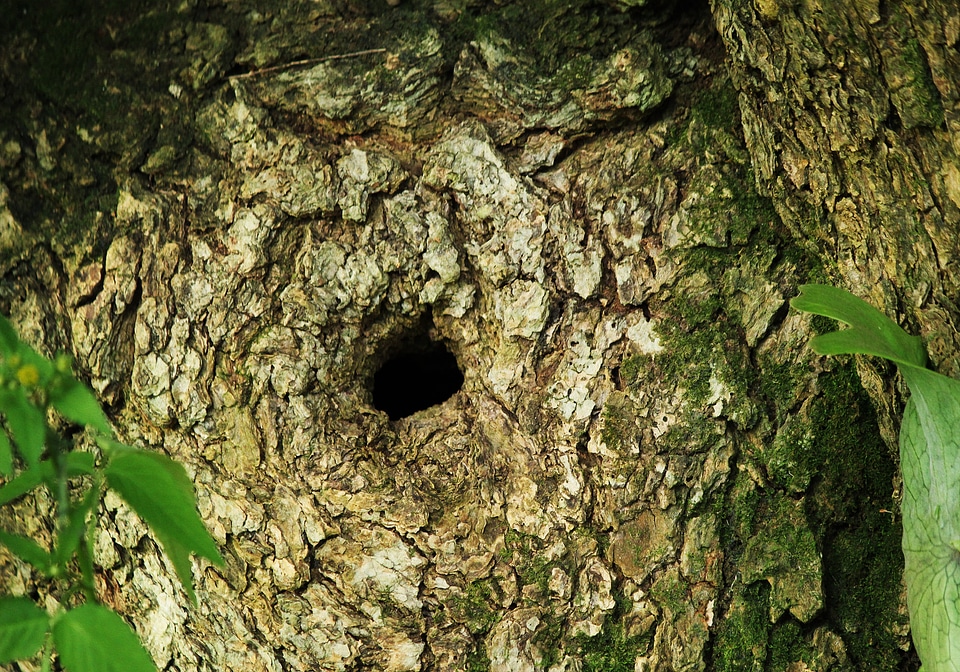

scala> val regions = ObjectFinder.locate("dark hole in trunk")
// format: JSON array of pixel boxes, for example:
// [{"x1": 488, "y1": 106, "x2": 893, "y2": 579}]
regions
[{"x1": 372, "y1": 339, "x2": 464, "y2": 420}]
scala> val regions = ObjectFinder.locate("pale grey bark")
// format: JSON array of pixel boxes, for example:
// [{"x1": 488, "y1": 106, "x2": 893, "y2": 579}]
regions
[{"x1": 2, "y1": 1, "x2": 956, "y2": 670}]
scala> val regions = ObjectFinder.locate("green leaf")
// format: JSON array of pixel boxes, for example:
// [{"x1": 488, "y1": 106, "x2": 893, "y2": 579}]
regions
[
  {"x1": 105, "y1": 449, "x2": 223, "y2": 602},
  {"x1": 0, "y1": 529, "x2": 52, "y2": 573},
  {"x1": 154, "y1": 533, "x2": 202, "y2": 605},
  {"x1": 0, "y1": 431, "x2": 11, "y2": 477},
  {"x1": 0, "y1": 315, "x2": 20, "y2": 356},
  {"x1": 791, "y1": 284, "x2": 960, "y2": 672},
  {"x1": 0, "y1": 463, "x2": 43, "y2": 506},
  {"x1": 897, "y1": 366, "x2": 960, "y2": 671},
  {"x1": 790, "y1": 284, "x2": 927, "y2": 368},
  {"x1": 53, "y1": 604, "x2": 156, "y2": 672},
  {"x1": 50, "y1": 378, "x2": 111, "y2": 435},
  {"x1": 2, "y1": 389, "x2": 47, "y2": 466},
  {"x1": 0, "y1": 596, "x2": 49, "y2": 663}
]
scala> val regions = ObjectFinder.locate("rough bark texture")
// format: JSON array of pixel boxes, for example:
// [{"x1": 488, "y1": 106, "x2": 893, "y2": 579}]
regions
[{"x1": 1, "y1": 0, "x2": 957, "y2": 670}]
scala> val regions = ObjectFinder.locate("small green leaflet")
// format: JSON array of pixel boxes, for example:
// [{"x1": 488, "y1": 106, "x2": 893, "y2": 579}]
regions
[
  {"x1": 0, "y1": 454, "x2": 96, "y2": 508},
  {"x1": 0, "y1": 388, "x2": 46, "y2": 467},
  {"x1": 0, "y1": 463, "x2": 44, "y2": 507},
  {"x1": 0, "y1": 431, "x2": 11, "y2": 477},
  {"x1": 0, "y1": 314, "x2": 220, "y2": 671},
  {"x1": 0, "y1": 529, "x2": 52, "y2": 574},
  {"x1": 104, "y1": 447, "x2": 224, "y2": 603},
  {"x1": 0, "y1": 316, "x2": 19, "y2": 356},
  {"x1": 791, "y1": 284, "x2": 960, "y2": 672},
  {"x1": 790, "y1": 284, "x2": 927, "y2": 368},
  {"x1": 53, "y1": 604, "x2": 156, "y2": 672},
  {"x1": 0, "y1": 596, "x2": 48, "y2": 663},
  {"x1": 49, "y1": 376, "x2": 111, "y2": 436}
]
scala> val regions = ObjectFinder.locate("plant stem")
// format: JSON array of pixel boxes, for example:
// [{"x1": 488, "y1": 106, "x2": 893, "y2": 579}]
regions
[
  {"x1": 40, "y1": 631, "x2": 53, "y2": 672},
  {"x1": 46, "y1": 427, "x2": 71, "y2": 538}
]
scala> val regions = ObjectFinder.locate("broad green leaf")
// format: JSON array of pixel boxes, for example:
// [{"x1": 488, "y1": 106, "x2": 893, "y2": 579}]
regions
[
  {"x1": 791, "y1": 284, "x2": 960, "y2": 672},
  {"x1": 50, "y1": 378, "x2": 110, "y2": 435},
  {"x1": 897, "y1": 367, "x2": 960, "y2": 671},
  {"x1": 153, "y1": 531, "x2": 202, "y2": 605},
  {"x1": 0, "y1": 315, "x2": 20, "y2": 356},
  {"x1": 790, "y1": 284, "x2": 927, "y2": 368},
  {"x1": 96, "y1": 437, "x2": 134, "y2": 460},
  {"x1": 0, "y1": 463, "x2": 43, "y2": 506},
  {"x1": 53, "y1": 604, "x2": 156, "y2": 672},
  {"x1": 0, "y1": 529, "x2": 51, "y2": 573},
  {"x1": 105, "y1": 449, "x2": 223, "y2": 602},
  {"x1": 0, "y1": 431, "x2": 11, "y2": 477},
  {"x1": 0, "y1": 596, "x2": 49, "y2": 663},
  {"x1": 2, "y1": 389, "x2": 46, "y2": 466}
]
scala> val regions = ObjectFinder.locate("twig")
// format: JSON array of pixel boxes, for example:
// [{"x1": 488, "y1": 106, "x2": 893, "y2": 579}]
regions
[{"x1": 229, "y1": 48, "x2": 388, "y2": 80}]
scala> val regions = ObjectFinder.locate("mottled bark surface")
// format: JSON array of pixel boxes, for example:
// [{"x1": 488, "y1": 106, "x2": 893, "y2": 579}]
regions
[{"x1": 1, "y1": 0, "x2": 957, "y2": 670}]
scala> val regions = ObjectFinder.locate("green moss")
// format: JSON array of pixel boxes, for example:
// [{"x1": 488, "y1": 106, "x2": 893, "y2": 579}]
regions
[
  {"x1": 465, "y1": 640, "x2": 491, "y2": 672},
  {"x1": 690, "y1": 84, "x2": 740, "y2": 130},
  {"x1": 531, "y1": 611, "x2": 565, "y2": 669},
  {"x1": 653, "y1": 308, "x2": 759, "y2": 431},
  {"x1": 575, "y1": 615, "x2": 647, "y2": 672},
  {"x1": 0, "y1": 0, "x2": 181, "y2": 249},
  {"x1": 499, "y1": 529, "x2": 566, "y2": 600},
  {"x1": 711, "y1": 353, "x2": 908, "y2": 665},
  {"x1": 767, "y1": 620, "x2": 812, "y2": 670},
  {"x1": 764, "y1": 414, "x2": 817, "y2": 493},
  {"x1": 809, "y1": 313, "x2": 838, "y2": 337},
  {"x1": 552, "y1": 53, "x2": 597, "y2": 91},
  {"x1": 756, "y1": 354, "x2": 802, "y2": 425},
  {"x1": 648, "y1": 165, "x2": 789, "y2": 430},
  {"x1": 601, "y1": 391, "x2": 641, "y2": 453},
  {"x1": 823, "y1": 511, "x2": 906, "y2": 669},
  {"x1": 894, "y1": 37, "x2": 945, "y2": 129},
  {"x1": 720, "y1": 470, "x2": 762, "y2": 546},
  {"x1": 650, "y1": 568, "x2": 688, "y2": 619},
  {"x1": 574, "y1": 592, "x2": 652, "y2": 672},
  {"x1": 491, "y1": 530, "x2": 571, "y2": 666},
  {"x1": 465, "y1": 0, "x2": 630, "y2": 73},
  {"x1": 735, "y1": 362, "x2": 907, "y2": 667},
  {"x1": 712, "y1": 582, "x2": 770, "y2": 672},
  {"x1": 671, "y1": 76, "x2": 748, "y2": 161},
  {"x1": 667, "y1": 293, "x2": 723, "y2": 331},
  {"x1": 805, "y1": 366, "x2": 893, "y2": 524},
  {"x1": 620, "y1": 355, "x2": 648, "y2": 388},
  {"x1": 452, "y1": 580, "x2": 501, "y2": 635},
  {"x1": 655, "y1": 318, "x2": 717, "y2": 402},
  {"x1": 678, "y1": 166, "x2": 778, "y2": 256},
  {"x1": 803, "y1": 367, "x2": 907, "y2": 668}
]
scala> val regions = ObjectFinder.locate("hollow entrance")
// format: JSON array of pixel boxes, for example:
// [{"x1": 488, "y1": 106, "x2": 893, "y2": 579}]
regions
[{"x1": 372, "y1": 333, "x2": 464, "y2": 421}]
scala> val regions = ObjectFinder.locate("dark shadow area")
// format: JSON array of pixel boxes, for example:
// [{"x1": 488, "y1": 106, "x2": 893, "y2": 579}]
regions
[{"x1": 372, "y1": 338, "x2": 463, "y2": 421}]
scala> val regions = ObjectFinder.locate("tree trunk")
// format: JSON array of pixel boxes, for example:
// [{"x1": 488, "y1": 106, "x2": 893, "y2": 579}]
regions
[{"x1": 2, "y1": 0, "x2": 956, "y2": 670}]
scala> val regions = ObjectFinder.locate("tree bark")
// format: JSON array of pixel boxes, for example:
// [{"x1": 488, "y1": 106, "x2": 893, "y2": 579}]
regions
[{"x1": 2, "y1": 0, "x2": 956, "y2": 670}]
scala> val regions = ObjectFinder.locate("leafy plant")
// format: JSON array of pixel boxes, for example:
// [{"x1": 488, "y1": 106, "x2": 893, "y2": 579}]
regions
[
  {"x1": 791, "y1": 284, "x2": 958, "y2": 672},
  {"x1": 0, "y1": 314, "x2": 223, "y2": 671}
]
